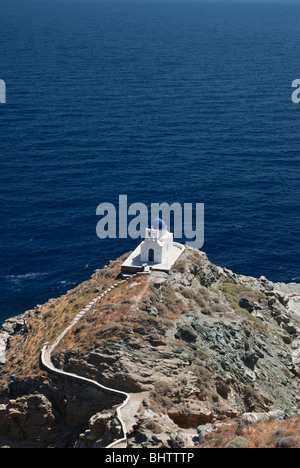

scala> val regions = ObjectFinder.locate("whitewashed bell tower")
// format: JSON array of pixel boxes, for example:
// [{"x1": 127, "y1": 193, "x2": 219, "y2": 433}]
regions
[{"x1": 140, "y1": 218, "x2": 173, "y2": 264}]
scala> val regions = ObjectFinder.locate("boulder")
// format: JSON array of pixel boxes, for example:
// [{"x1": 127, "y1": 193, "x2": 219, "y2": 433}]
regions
[
  {"x1": 225, "y1": 436, "x2": 249, "y2": 448},
  {"x1": 169, "y1": 431, "x2": 195, "y2": 448},
  {"x1": 197, "y1": 424, "x2": 214, "y2": 443},
  {"x1": 87, "y1": 412, "x2": 113, "y2": 441},
  {"x1": 275, "y1": 436, "x2": 297, "y2": 448},
  {"x1": 238, "y1": 410, "x2": 286, "y2": 430}
]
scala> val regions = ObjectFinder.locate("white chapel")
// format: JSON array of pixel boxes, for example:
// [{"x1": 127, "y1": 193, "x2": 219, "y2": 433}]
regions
[
  {"x1": 140, "y1": 218, "x2": 173, "y2": 264},
  {"x1": 121, "y1": 218, "x2": 185, "y2": 275}
]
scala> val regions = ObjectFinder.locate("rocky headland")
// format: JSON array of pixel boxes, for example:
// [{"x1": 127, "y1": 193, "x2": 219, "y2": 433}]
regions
[{"x1": 0, "y1": 247, "x2": 299, "y2": 448}]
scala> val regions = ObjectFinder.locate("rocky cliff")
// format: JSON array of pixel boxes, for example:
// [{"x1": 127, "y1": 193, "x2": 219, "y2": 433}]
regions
[{"x1": 0, "y1": 247, "x2": 299, "y2": 448}]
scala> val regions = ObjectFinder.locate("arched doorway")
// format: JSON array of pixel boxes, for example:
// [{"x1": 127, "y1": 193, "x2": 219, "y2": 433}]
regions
[{"x1": 148, "y1": 249, "x2": 154, "y2": 262}]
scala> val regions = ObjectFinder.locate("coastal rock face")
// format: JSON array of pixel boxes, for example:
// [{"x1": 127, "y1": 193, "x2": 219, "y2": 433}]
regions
[
  {"x1": 0, "y1": 394, "x2": 55, "y2": 445},
  {"x1": 0, "y1": 247, "x2": 300, "y2": 447},
  {"x1": 74, "y1": 411, "x2": 123, "y2": 448},
  {"x1": 0, "y1": 315, "x2": 28, "y2": 364}
]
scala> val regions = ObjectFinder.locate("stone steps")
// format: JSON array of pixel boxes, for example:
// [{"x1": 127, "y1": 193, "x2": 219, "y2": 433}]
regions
[{"x1": 40, "y1": 273, "x2": 141, "y2": 448}]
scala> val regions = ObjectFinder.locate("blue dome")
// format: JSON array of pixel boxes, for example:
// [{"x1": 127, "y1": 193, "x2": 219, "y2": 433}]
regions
[{"x1": 151, "y1": 218, "x2": 167, "y2": 230}]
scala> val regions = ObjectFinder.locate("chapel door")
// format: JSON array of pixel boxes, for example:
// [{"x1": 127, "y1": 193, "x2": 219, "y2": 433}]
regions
[{"x1": 148, "y1": 249, "x2": 154, "y2": 262}]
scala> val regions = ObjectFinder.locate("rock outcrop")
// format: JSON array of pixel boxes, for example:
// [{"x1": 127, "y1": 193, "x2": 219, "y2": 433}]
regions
[{"x1": 0, "y1": 247, "x2": 299, "y2": 447}]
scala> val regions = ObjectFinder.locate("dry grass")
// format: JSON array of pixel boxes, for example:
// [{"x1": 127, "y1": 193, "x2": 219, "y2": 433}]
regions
[
  {"x1": 0, "y1": 254, "x2": 130, "y2": 388},
  {"x1": 202, "y1": 416, "x2": 300, "y2": 448},
  {"x1": 54, "y1": 273, "x2": 151, "y2": 354},
  {"x1": 241, "y1": 417, "x2": 300, "y2": 448}
]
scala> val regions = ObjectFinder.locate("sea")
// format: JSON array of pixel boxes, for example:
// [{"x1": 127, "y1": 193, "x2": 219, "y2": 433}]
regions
[{"x1": 0, "y1": 0, "x2": 299, "y2": 325}]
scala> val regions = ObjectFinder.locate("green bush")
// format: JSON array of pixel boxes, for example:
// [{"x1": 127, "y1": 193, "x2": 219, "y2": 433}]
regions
[{"x1": 181, "y1": 288, "x2": 195, "y2": 300}]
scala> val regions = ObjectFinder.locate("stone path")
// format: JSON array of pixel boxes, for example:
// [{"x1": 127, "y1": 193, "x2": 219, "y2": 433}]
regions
[
  {"x1": 121, "y1": 391, "x2": 149, "y2": 432},
  {"x1": 40, "y1": 273, "x2": 147, "y2": 449}
]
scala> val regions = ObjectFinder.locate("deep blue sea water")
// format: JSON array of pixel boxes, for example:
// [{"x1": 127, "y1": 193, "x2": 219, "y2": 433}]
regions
[{"x1": 0, "y1": 0, "x2": 299, "y2": 324}]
